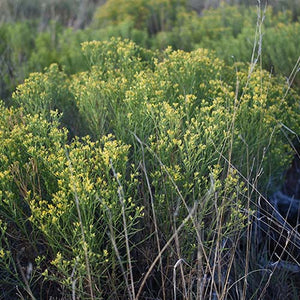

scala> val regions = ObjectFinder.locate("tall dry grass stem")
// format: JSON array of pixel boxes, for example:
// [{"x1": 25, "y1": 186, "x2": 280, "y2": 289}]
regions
[
  {"x1": 66, "y1": 151, "x2": 95, "y2": 300},
  {"x1": 110, "y1": 159, "x2": 136, "y2": 300}
]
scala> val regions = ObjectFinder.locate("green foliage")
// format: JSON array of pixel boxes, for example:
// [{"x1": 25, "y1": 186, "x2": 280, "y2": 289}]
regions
[
  {"x1": 93, "y1": 0, "x2": 187, "y2": 34},
  {"x1": 7, "y1": 38, "x2": 300, "y2": 298},
  {"x1": 12, "y1": 64, "x2": 68, "y2": 116},
  {"x1": 0, "y1": 21, "x2": 36, "y2": 100},
  {"x1": 68, "y1": 40, "x2": 299, "y2": 184},
  {"x1": 263, "y1": 22, "x2": 300, "y2": 78},
  {"x1": 12, "y1": 37, "x2": 300, "y2": 195},
  {"x1": 0, "y1": 103, "x2": 142, "y2": 298},
  {"x1": 12, "y1": 64, "x2": 85, "y2": 137},
  {"x1": 1, "y1": 1, "x2": 300, "y2": 297},
  {"x1": 93, "y1": 2, "x2": 300, "y2": 81},
  {"x1": 26, "y1": 22, "x2": 62, "y2": 72},
  {"x1": 194, "y1": 5, "x2": 300, "y2": 80},
  {"x1": 1, "y1": 3, "x2": 300, "y2": 102}
]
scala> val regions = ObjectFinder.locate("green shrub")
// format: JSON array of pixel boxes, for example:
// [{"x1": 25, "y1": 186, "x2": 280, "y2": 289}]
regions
[
  {"x1": 2, "y1": 8, "x2": 300, "y2": 293},
  {"x1": 12, "y1": 64, "x2": 68, "y2": 116},
  {"x1": 0, "y1": 103, "x2": 142, "y2": 298},
  {"x1": 93, "y1": 0, "x2": 188, "y2": 34},
  {"x1": 26, "y1": 22, "x2": 62, "y2": 73},
  {"x1": 69, "y1": 39, "x2": 299, "y2": 183},
  {"x1": 11, "y1": 40, "x2": 299, "y2": 294},
  {"x1": 14, "y1": 38, "x2": 299, "y2": 208},
  {"x1": 11, "y1": 64, "x2": 83, "y2": 137},
  {"x1": 92, "y1": 2, "x2": 300, "y2": 86},
  {"x1": 68, "y1": 39, "x2": 299, "y2": 298},
  {"x1": 2, "y1": 3, "x2": 300, "y2": 103},
  {"x1": 0, "y1": 21, "x2": 37, "y2": 100},
  {"x1": 195, "y1": 5, "x2": 300, "y2": 81},
  {"x1": 263, "y1": 22, "x2": 300, "y2": 79}
]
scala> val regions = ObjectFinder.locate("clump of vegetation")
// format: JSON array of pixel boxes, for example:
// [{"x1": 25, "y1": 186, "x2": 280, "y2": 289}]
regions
[
  {"x1": 1, "y1": 2, "x2": 300, "y2": 100},
  {"x1": 1, "y1": 36, "x2": 300, "y2": 298},
  {"x1": 0, "y1": 103, "x2": 143, "y2": 299},
  {"x1": 1, "y1": 0, "x2": 300, "y2": 298}
]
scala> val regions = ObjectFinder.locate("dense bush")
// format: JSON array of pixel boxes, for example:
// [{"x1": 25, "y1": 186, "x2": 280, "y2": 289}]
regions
[
  {"x1": 93, "y1": 0, "x2": 187, "y2": 34},
  {"x1": 3, "y1": 38, "x2": 299, "y2": 298},
  {"x1": 1, "y1": 2, "x2": 300, "y2": 102},
  {"x1": 1, "y1": 0, "x2": 300, "y2": 297},
  {"x1": 0, "y1": 103, "x2": 142, "y2": 298},
  {"x1": 195, "y1": 5, "x2": 300, "y2": 80},
  {"x1": 93, "y1": 2, "x2": 300, "y2": 80},
  {"x1": 0, "y1": 21, "x2": 36, "y2": 100}
]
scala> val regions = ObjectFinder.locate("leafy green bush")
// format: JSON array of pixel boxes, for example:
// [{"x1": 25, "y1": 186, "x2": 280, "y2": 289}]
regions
[
  {"x1": 93, "y1": 0, "x2": 187, "y2": 34},
  {"x1": 0, "y1": 103, "x2": 142, "y2": 298},
  {"x1": 1, "y1": 1, "x2": 300, "y2": 294},
  {"x1": 92, "y1": 2, "x2": 300, "y2": 84},
  {"x1": 194, "y1": 5, "x2": 300, "y2": 80},
  {"x1": 12, "y1": 64, "x2": 86, "y2": 137},
  {"x1": 68, "y1": 40, "x2": 299, "y2": 185},
  {"x1": 0, "y1": 21, "x2": 36, "y2": 100},
  {"x1": 13, "y1": 37, "x2": 300, "y2": 215},
  {"x1": 8, "y1": 39, "x2": 300, "y2": 298},
  {"x1": 2, "y1": 2, "x2": 300, "y2": 102},
  {"x1": 0, "y1": 20, "x2": 148, "y2": 101}
]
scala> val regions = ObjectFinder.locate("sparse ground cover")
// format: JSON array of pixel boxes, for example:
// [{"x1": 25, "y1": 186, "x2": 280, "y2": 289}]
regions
[{"x1": 1, "y1": 1, "x2": 300, "y2": 299}]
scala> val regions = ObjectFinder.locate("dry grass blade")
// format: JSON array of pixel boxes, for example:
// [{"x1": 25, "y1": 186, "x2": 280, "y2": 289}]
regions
[
  {"x1": 66, "y1": 150, "x2": 95, "y2": 300},
  {"x1": 135, "y1": 201, "x2": 199, "y2": 300},
  {"x1": 136, "y1": 136, "x2": 166, "y2": 300},
  {"x1": 110, "y1": 159, "x2": 136, "y2": 300}
]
